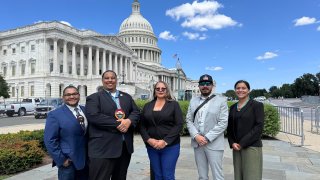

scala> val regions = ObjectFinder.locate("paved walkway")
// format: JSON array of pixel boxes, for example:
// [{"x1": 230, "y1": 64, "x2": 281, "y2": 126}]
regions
[{"x1": 2, "y1": 127, "x2": 320, "y2": 180}]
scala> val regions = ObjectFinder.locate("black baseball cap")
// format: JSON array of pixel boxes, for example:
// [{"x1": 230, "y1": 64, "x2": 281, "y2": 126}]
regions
[{"x1": 198, "y1": 74, "x2": 213, "y2": 83}]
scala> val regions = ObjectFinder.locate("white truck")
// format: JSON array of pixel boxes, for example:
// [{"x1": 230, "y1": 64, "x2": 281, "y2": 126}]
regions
[{"x1": 5, "y1": 98, "x2": 42, "y2": 117}]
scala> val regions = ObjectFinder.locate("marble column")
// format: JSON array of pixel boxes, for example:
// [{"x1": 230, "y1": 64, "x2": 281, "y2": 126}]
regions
[
  {"x1": 102, "y1": 49, "x2": 106, "y2": 73},
  {"x1": 108, "y1": 52, "x2": 112, "y2": 70},
  {"x1": 88, "y1": 46, "x2": 92, "y2": 76},
  {"x1": 124, "y1": 57, "x2": 128, "y2": 81},
  {"x1": 95, "y1": 48, "x2": 99, "y2": 75},
  {"x1": 63, "y1": 41, "x2": 68, "y2": 74},
  {"x1": 53, "y1": 38, "x2": 58, "y2": 74},
  {"x1": 119, "y1": 55, "x2": 123, "y2": 78},
  {"x1": 80, "y1": 46, "x2": 84, "y2": 76},
  {"x1": 114, "y1": 53, "x2": 118, "y2": 75},
  {"x1": 72, "y1": 44, "x2": 76, "y2": 76}
]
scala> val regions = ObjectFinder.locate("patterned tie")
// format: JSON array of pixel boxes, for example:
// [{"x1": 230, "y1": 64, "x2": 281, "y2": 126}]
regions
[{"x1": 74, "y1": 107, "x2": 85, "y2": 131}]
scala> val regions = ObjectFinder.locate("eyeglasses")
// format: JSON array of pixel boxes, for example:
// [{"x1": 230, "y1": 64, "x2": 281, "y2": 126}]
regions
[
  {"x1": 199, "y1": 82, "x2": 213, "y2": 86},
  {"x1": 63, "y1": 93, "x2": 79, "y2": 97},
  {"x1": 155, "y1": 87, "x2": 167, "y2": 92}
]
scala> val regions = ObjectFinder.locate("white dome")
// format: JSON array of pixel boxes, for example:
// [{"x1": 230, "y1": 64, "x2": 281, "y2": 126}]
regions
[
  {"x1": 120, "y1": 14, "x2": 154, "y2": 34},
  {"x1": 119, "y1": 0, "x2": 154, "y2": 34}
]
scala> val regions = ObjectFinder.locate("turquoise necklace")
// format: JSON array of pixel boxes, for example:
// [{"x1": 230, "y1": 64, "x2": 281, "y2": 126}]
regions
[{"x1": 236, "y1": 97, "x2": 250, "y2": 111}]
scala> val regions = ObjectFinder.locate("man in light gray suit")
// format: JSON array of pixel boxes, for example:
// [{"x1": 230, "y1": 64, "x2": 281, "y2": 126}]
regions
[{"x1": 186, "y1": 74, "x2": 228, "y2": 180}]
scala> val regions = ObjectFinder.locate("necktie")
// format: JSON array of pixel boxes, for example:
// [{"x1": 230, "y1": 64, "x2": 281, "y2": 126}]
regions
[{"x1": 74, "y1": 107, "x2": 85, "y2": 131}]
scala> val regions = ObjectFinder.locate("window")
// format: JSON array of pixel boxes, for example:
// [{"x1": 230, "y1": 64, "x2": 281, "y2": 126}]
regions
[
  {"x1": 21, "y1": 86, "x2": 24, "y2": 97},
  {"x1": 12, "y1": 65, "x2": 16, "y2": 76},
  {"x1": 3, "y1": 50, "x2": 6, "y2": 55},
  {"x1": 3, "y1": 66, "x2": 7, "y2": 76},
  {"x1": 12, "y1": 48, "x2": 16, "y2": 54},
  {"x1": 31, "y1": 45, "x2": 35, "y2": 51},
  {"x1": 21, "y1": 64, "x2": 25, "y2": 75},
  {"x1": 60, "y1": 65, "x2": 63, "y2": 73},
  {"x1": 21, "y1": 46, "x2": 25, "y2": 53},
  {"x1": 69, "y1": 66, "x2": 72, "y2": 74},
  {"x1": 50, "y1": 45, "x2": 54, "y2": 50},
  {"x1": 77, "y1": 52, "x2": 80, "y2": 57},
  {"x1": 12, "y1": 87, "x2": 15, "y2": 97},
  {"x1": 60, "y1": 48, "x2": 63, "y2": 53},
  {"x1": 31, "y1": 62, "x2": 35, "y2": 74},
  {"x1": 69, "y1": 50, "x2": 72, "y2": 55},
  {"x1": 30, "y1": 85, "x2": 34, "y2": 96}
]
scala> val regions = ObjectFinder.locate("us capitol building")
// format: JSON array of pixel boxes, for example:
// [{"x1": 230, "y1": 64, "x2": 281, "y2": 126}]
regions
[{"x1": 0, "y1": 0, "x2": 201, "y2": 102}]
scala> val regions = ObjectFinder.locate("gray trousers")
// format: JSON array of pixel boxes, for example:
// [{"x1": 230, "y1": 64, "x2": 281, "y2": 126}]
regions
[
  {"x1": 233, "y1": 146, "x2": 263, "y2": 180},
  {"x1": 194, "y1": 146, "x2": 224, "y2": 180}
]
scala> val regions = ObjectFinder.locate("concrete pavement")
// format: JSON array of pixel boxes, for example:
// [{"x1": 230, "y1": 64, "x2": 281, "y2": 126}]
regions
[{"x1": 2, "y1": 125, "x2": 320, "y2": 180}]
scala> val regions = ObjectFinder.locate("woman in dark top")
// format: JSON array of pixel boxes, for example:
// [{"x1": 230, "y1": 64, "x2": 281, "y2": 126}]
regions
[
  {"x1": 140, "y1": 81, "x2": 183, "y2": 180},
  {"x1": 227, "y1": 80, "x2": 264, "y2": 180}
]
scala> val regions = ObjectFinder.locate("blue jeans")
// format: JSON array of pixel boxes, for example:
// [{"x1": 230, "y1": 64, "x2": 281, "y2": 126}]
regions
[{"x1": 147, "y1": 143, "x2": 180, "y2": 180}]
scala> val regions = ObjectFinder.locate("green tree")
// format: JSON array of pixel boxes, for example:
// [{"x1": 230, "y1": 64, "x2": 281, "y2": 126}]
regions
[
  {"x1": 0, "y1": 75, "x2": 10, "y2": 98},
  {"x1": 292, "y1": 73, "x2": 318, "y2": 97},
  {"x1": 224, "y1": 89, "x2": 236, "y2": 100},
  {"x1": 280, "y1": 84, "x2": 294, "y2": 98},
  {"x1": 250, "y1": 89, "x2": 267, "y2": 98}
]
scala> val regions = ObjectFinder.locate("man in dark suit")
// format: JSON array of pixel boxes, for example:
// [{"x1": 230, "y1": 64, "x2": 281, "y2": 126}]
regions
[
  {"x1": 86, "y1": 70, "x2": 140, "y2": 180},
  {"x1": 44, "y1": 85, "x2": 88, "y2": 180}
]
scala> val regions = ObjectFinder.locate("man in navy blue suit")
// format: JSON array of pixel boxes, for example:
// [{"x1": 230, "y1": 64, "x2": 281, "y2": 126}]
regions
[{"x1": 44, "y1": 85, "x2": 88, "y2": 180}]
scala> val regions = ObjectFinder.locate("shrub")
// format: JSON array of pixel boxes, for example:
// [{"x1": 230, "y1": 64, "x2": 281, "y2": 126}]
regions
[
  {"x1": 0, "y1": 130, "x2": 46, "y2": 175},
  {"x1": 178, "y1": 101, "x2": 190, "y2": 136},
  {"x1": 0, "y1": 139, "x2": 44, "y2": 175},
  {"x1": 17, "y1": 130, "x2": 46, "y2": 151},
  {"x1": 263, "y1": 104, "x2": 280, "y2": 137}
]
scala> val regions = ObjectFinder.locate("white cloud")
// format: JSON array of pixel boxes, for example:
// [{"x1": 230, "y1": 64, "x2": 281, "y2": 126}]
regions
[
  {"x1": 60, "y1": 21, "x2": 72, "y2": 27},
  {"x1": 181, "y1": 14, "x2": 237, "y2": 31},
  {"x1": 166, "y1": 0, "x2": 221, "y2": 20},
  {"x1": 294, "y1": 16, "x2": 317, "y2": 26},
  {"x1": 205, "y1": 66, "x2": 223, "y2": 71},
  {"x1": 317, "y1": 26, "x2": 320, "y2": 31},
  {"x1": 159, "y1": 31, "x2": 177, "y2": 41},
  {"x1": 256, "y1": 52, "x2": 278, "y2": 60},
  {"x1": 268, "y1": 67, "x2": 276, "y2": 71},
  {"x1": 182, "y1": 31, "x2": 207, "y2": 40},
  {"x1": 166, "y1": 0, "x2": 238, "y2": 31}
]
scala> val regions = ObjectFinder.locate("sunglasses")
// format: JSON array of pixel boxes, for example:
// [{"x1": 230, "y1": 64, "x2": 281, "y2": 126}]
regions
[
  {"x1": 64, "y1": 93, "x2": 79, "y2": 97},
  {"x1": 155, "y1": 87, "x2": 167, "y2": 92},
  {"x1": 199, "y1": 82, "x2": 213, "y2": 86}
]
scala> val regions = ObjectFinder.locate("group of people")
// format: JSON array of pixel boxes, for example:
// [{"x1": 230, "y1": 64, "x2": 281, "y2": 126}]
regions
[{"x1": 44, "y1": 70, "x2": 264, "y2": 180}]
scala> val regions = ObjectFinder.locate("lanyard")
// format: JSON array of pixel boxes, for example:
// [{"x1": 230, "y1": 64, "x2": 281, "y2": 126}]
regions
[{"x1": 108, "y1": 90, "x2": 121, "y2": 109}]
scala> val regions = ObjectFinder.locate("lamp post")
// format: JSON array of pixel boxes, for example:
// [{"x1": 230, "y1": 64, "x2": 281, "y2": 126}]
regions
[
  {"x1": 176, "y1": 58, "x2": 182, "y2": 101},
  {"x1": 120, "y1": 70, "x2": 126, "y2": 85}
]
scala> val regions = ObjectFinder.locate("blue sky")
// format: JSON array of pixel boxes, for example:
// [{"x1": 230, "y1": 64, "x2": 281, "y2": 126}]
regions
[{"x1": 1, "y1": 0, "x2": 320, "y2": 93}]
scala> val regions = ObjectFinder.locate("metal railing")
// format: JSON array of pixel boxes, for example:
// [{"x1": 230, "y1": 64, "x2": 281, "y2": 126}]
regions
[
  {"x1": 311, "y1": 106, "x2": 320, "y2": 134},
  {"x1": 275, "y1": 106, "x2": 304, "y2": 146}
]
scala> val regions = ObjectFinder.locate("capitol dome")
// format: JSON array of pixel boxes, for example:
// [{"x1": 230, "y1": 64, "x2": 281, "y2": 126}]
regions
[
  {"x1": 119, "y1": 6, "x2": 154, "y2": 34},
  {"x1": 118, "y1": 0, "x2": 161, "y2": 67}
]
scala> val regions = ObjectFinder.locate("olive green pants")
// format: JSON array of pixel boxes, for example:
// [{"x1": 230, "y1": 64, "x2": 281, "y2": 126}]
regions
[{"x1": 232, "y1": 146, "x2": 263, "y2": 180}]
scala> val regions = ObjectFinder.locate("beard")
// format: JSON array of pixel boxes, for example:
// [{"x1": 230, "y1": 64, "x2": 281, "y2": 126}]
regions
[{"x1": 201, "y1": 89, "x2": 212, "y2": 97}]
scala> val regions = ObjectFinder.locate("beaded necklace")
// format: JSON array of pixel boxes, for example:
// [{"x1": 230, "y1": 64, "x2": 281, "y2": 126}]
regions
[{"x1": 236, "y1": 97, "x2": 250, "y2": 111}]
